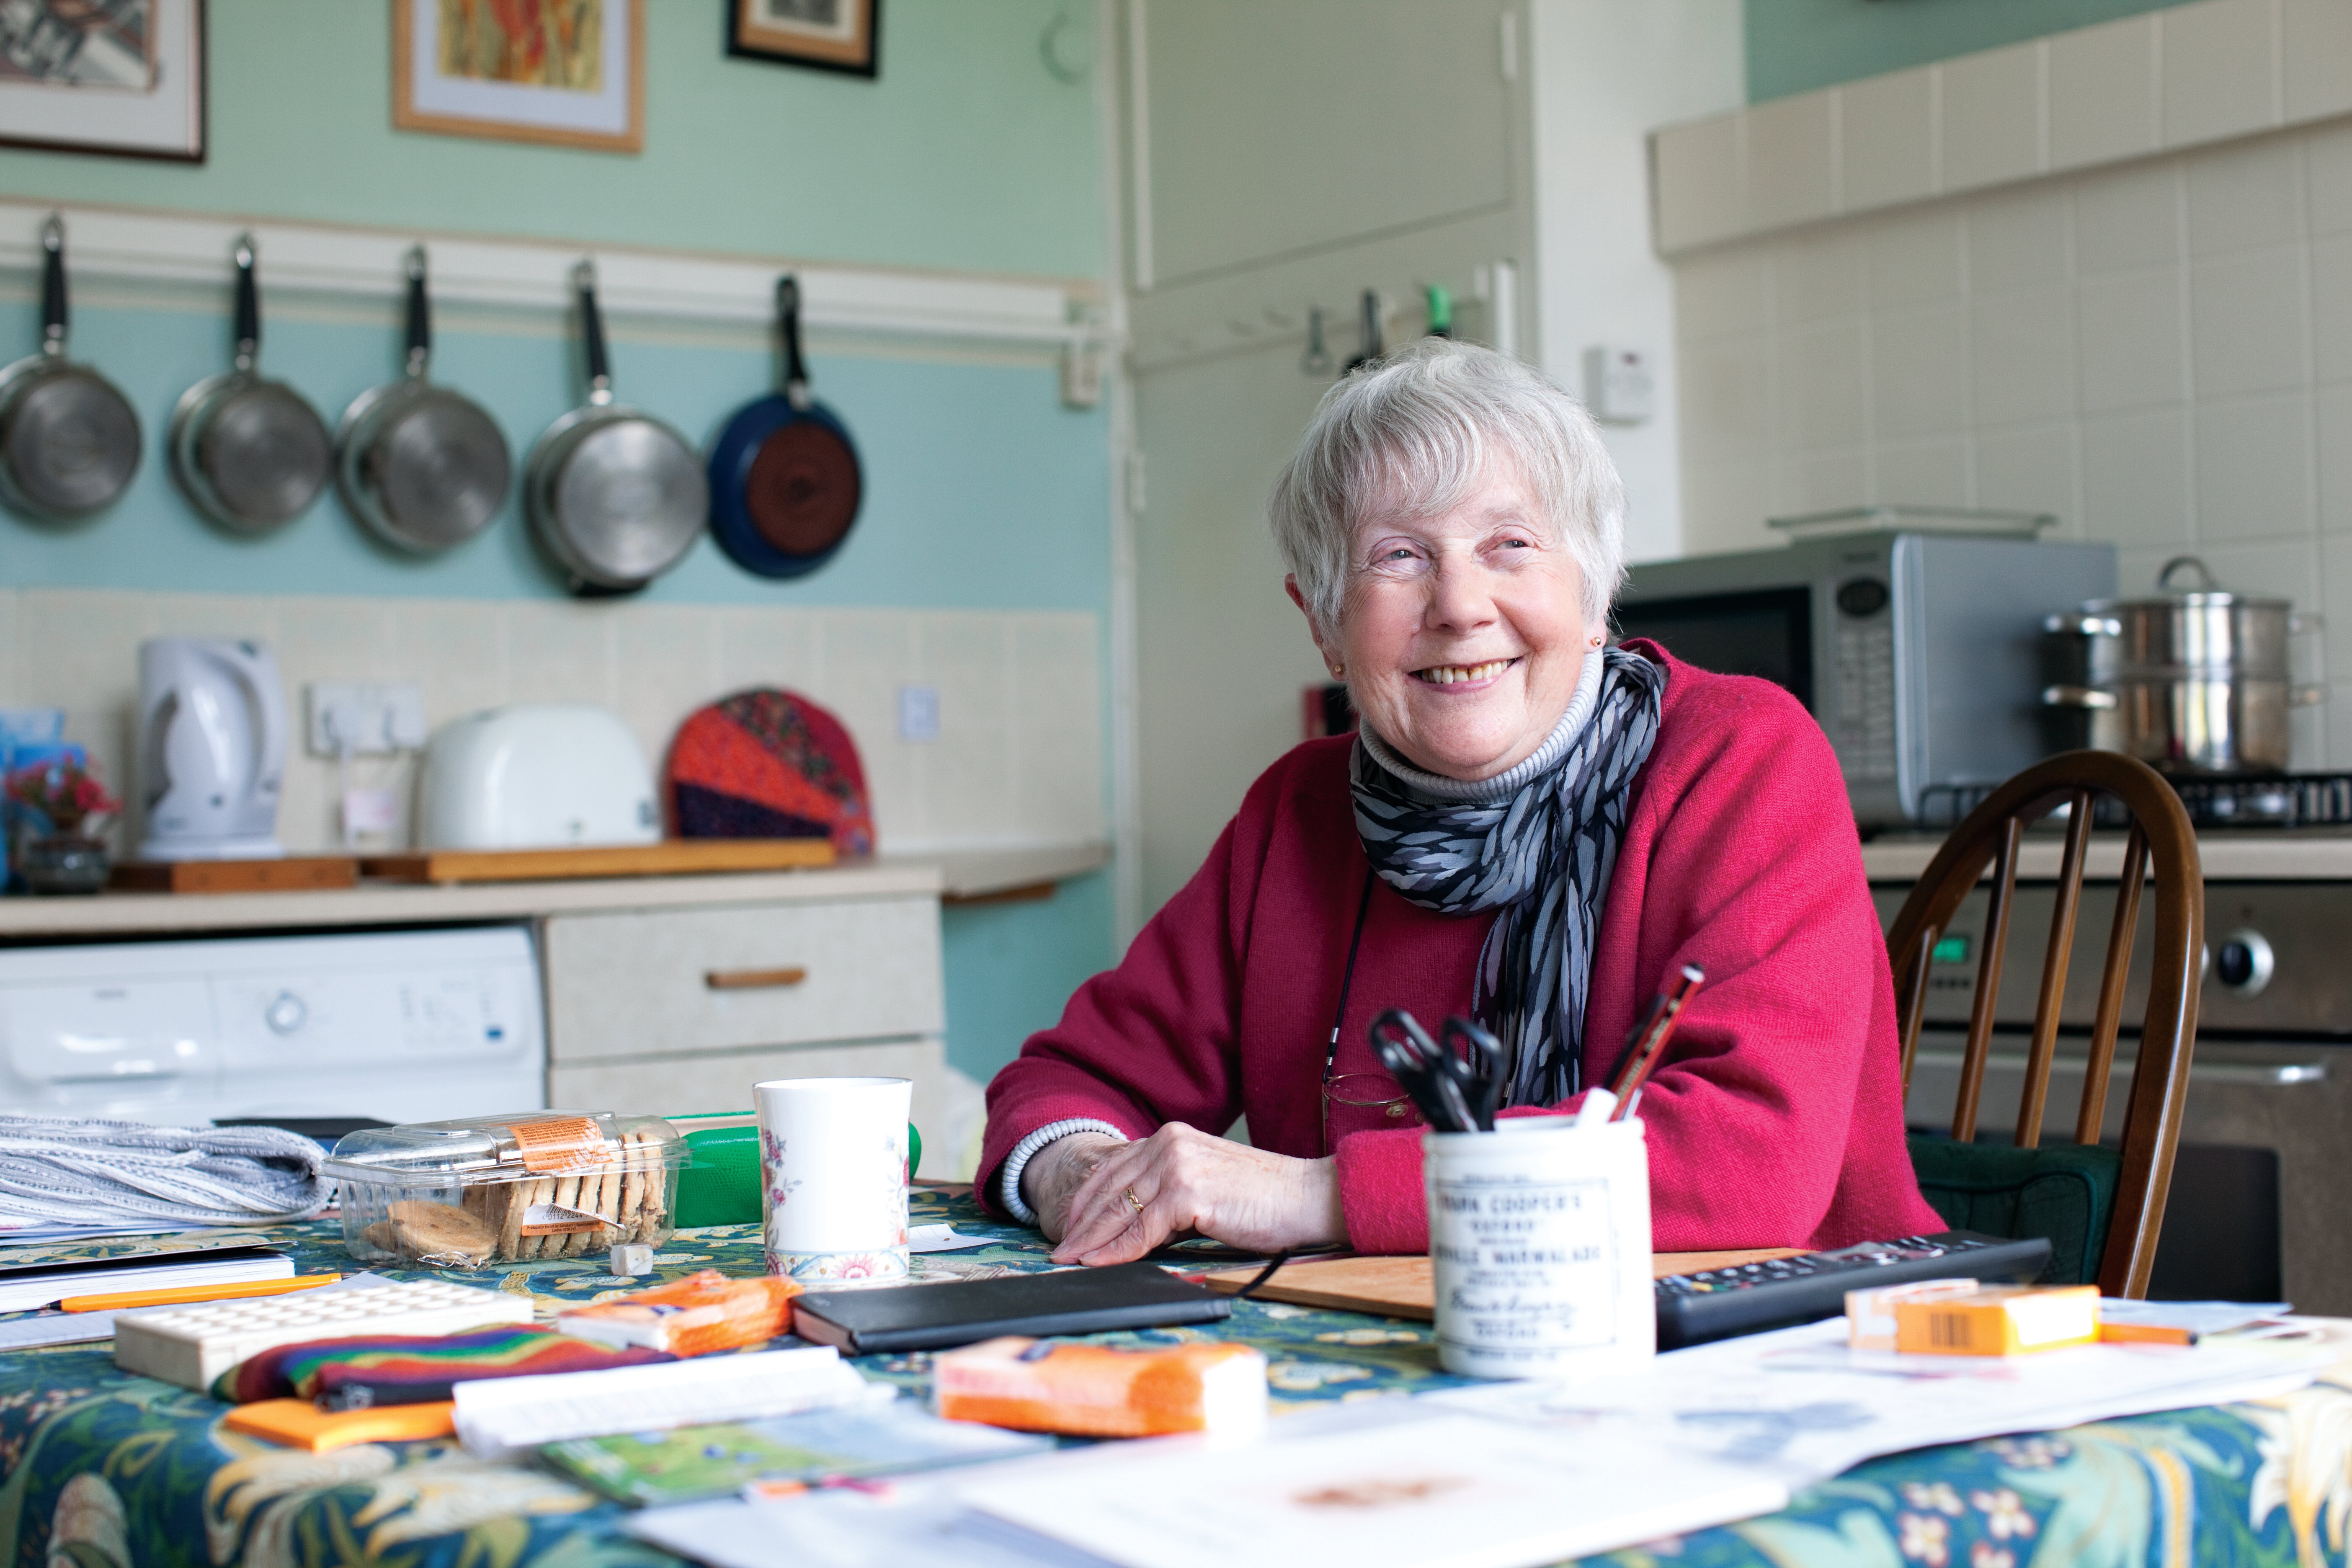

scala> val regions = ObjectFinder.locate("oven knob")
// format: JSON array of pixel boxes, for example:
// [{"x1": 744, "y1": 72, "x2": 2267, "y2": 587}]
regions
[
  {"x1": 264, "y1": 991, "x2": 308, "y2": 1035},
  {"x1": 2212, "y1": 930, "x2": 2274, "y2": 997}
]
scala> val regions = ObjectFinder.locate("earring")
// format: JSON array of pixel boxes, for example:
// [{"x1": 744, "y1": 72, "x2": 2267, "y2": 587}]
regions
[
  {"x1": 1329, "y1": 664, "x2": 1345, "y2": 678},
  {"x1": 1589, "y1": 636, "x2": 1603, "y2": 648}
]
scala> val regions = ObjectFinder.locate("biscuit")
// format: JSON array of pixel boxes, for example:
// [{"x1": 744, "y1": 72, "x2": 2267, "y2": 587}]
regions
[{"x1": 386, "y1": 1198, "x2": 497, "y2": 1266}]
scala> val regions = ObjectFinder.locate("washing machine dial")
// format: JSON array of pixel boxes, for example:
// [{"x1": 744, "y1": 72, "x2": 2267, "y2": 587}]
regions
[
  {"x1": 2211, "y1": 930, "x2": 2275, "y2": 997},
  {"x1": 264, "y1": 990, "x2": 308, "y2": 1035}
]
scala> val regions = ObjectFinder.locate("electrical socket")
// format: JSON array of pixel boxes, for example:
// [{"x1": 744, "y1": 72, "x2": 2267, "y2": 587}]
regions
[{"x1": 306, "y1": 682, "x2": 427, "y2": 757}]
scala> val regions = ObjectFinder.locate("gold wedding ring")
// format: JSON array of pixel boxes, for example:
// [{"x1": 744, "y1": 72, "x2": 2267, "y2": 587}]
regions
[{"x1": 1121, "y1": 1186, "x2": 1145, "y2": 1216}]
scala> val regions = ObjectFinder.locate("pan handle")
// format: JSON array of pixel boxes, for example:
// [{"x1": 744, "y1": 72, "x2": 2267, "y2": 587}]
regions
[
  {"x1": 574, "y1": 260, "x2": 613, "y2": 405},
  {"x1": 403, "y1": 245, "x2": 431, "y2": 379},
  {"x1": 232, "y1": 232, "x2": 260, "y2": 373},
  {"x1": 778, "y1": 274, "x2": 812, "y2": 411},
  {"x1": 40, "y1": 214, "x2": 65, "y2": 358}
]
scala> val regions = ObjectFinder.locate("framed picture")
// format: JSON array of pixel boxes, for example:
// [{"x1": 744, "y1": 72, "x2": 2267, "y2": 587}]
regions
[
  {"x1": 394, "y1": 0, "x2": 643, "y2": 153},
  {"x1": 727, "y1": 0, "x2": 879, "y2": 78},
  {"x1": 0, "y1": 0, "x2": 205, "y2": 162}
]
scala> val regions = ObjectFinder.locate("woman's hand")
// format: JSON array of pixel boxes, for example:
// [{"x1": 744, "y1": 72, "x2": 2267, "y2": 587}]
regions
[
  {"x1": 1047, "y1": 1122, "x2": 1348, "y2": 1266},
  {"x1": 1021, "y1": 1132, "x2": 1129, "y2": 1244}
]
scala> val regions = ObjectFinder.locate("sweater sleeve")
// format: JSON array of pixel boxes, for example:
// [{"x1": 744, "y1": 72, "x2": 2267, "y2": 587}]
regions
[
  {"x1": 1332, "y1": 679, "x2": 1898, "y2": 1253},
  {"x1": 975, "y1": 790, "x2": 1265, "y2": 1222}
]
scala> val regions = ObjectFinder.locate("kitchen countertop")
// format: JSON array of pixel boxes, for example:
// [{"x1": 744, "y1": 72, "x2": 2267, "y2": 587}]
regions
[
  {"x1": 0, "y1": 841, "x2": 1112, "y2": 939},
  {"x1": 1862, "y1": 828, "x2": 2352, "y2": 882}
]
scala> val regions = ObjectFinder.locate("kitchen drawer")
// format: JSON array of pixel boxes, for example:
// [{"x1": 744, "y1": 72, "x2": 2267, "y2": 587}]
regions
[
  {"x1": 543, "y1": 896, "x2": 942, "y2": 1063},
  {"x1": 547, "y1": 1037, "x2": 950, "y2": 1175}
]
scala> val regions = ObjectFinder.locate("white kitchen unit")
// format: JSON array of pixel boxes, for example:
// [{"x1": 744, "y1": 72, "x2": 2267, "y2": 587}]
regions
[{"x1": 0, "y1": 846, "x2": 1107, "y2": 1179}]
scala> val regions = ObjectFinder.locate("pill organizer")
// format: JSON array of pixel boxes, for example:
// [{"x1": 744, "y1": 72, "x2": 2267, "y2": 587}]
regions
[{"x1": 113, "y1": 1279, "x2": 536, "y2": 1390}]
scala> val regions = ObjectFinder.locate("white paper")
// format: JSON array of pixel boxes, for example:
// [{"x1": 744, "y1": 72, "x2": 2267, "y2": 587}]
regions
[
  {"x1": 629, "y1": 1485, "x2": 1119, "y2": 1568},
  {"x1": 454, "y1": 1343, "x2": 887, "y2": 1460},
  {"x1": 908, "y1": 1225, "x2": 990, "y2": 1253}
]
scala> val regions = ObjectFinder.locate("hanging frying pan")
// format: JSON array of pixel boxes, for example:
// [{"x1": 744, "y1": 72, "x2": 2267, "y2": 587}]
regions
[
  {"x1": 335, "y1": 245, "x2": 511, "y2": 552},
  {"x1": 706, "y1": 276, "x2": 863, "y2": 579},
  {"x1": 525, "y1": 260, "x2": 707, "y2": 595},
  {"x1": 0, "y1": 214, "x2": 141, "y2": 522},
  {"x1": 168, "y1": 233, "x2": 332, "y2": 533}
]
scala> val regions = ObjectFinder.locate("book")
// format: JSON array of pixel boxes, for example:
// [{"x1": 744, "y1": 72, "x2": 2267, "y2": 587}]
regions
[
  {"x1": 541, "y1": 1398, "x2": 1052, "y2": 1506},
  {"x1": 790, "y1": 1261, "x2": 1230, "y2": 1355},
  {"x1": 0, "y1": 1244, "x2": 290, "y2": 1314}
]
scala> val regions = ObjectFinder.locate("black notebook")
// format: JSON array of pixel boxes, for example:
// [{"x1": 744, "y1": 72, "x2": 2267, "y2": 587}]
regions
[{"x1": 791, "y1": 1261, "x2": 1232, "y2": 1354}]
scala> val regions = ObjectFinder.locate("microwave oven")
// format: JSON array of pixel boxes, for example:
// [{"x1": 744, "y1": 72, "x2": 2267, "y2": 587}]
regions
[{"x1": 1614, "y1": 531, "x2": 2116, "y2": 826}]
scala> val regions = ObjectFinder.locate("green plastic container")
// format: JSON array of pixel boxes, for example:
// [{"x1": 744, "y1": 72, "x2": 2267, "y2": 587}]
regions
[{"x1": 671, "y1": 1119, "x2": 921, "y2": 1229}]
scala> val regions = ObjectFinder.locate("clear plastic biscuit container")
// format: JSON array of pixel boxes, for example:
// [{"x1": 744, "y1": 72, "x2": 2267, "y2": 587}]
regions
[{"x1": 325, "y1": 1111, "x2": 689, "y2": 1268}]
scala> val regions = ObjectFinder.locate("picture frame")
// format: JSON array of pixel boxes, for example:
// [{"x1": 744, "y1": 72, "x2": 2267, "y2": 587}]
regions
[
  {"x1": 727, "y1": 0, "x2": 879, "y2": 79},
  {"x1": 0, "y1": 0, "x2": 206, "y2": 163},
  {"x1": 394, "y1": 0, "x2": 643, "y2": 154}
]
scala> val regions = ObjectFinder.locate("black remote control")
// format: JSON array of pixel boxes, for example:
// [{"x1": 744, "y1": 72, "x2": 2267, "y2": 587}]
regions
[{"x1": 1654, "y1": 1230, "x2": 2054, "y2": 1351}]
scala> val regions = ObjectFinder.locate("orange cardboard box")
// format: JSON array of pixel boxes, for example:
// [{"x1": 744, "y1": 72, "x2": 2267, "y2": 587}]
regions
[{"x1": 1893, "y1": 1284, "x2": 2100, "y2": 1357}]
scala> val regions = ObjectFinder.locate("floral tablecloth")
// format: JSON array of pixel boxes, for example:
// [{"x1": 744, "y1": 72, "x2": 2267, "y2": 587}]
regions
[{"x1": 3, "y1": 1190, "x2": 2349, "y2": 1568}]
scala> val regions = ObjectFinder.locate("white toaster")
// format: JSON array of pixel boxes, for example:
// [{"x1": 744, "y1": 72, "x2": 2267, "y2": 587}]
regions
[{"x1": 416, "y1": 704, "x2": 661, "y2": 850}]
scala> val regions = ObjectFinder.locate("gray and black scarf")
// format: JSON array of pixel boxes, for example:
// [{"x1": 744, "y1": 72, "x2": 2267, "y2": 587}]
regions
[{"x1": 1351, "y1": 646, "x2": 1666, "y2": 1106}]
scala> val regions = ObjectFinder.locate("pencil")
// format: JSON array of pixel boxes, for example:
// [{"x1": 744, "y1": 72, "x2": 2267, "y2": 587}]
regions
[
  {"x1": 1608, "y1": 965, "x2": 1705, "y2": 1119},
  {"x1": 61, "y1": 1274, "x2": 342, "y2": 1314}
]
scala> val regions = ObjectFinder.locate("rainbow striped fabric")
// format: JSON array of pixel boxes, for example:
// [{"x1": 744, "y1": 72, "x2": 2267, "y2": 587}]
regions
[{"x1": 216, "y1": 1325, "x2": 673, "y2": 1408}]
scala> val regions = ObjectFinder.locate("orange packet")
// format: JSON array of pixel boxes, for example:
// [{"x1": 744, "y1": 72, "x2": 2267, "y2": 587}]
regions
[
  {"x1": 934, "y1": 1336, "x2": 1267, "y2": 1438},
  {"x1": 556, "y1": 1269, "x2": 800, "y2": 1357},
  {"x1": 223, "y1": 1399, "x2": 455, "y2": 1452}
]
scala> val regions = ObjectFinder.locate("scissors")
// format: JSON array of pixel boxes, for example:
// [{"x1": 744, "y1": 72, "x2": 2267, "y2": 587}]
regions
[{"x1": 1368, "y1": 1009, "x2": 1505, "y2": 1132}]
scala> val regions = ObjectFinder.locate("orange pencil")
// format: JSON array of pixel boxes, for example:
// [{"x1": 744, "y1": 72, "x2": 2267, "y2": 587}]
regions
[{"x1": 62, "y1": 1274, "x2": 341, "y2": 1314}]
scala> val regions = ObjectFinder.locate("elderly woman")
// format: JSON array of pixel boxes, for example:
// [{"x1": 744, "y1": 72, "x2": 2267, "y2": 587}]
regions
[{"x1": 981, "y1": 338, "x2": 1940, "y2": 1265}]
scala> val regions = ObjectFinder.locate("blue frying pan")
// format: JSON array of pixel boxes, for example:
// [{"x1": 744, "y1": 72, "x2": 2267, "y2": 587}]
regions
[{"x1": 707, "y1": 276, "x2": 864, "y2": 579}]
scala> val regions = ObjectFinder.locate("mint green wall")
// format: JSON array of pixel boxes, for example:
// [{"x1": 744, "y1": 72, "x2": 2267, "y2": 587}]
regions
[
  {"x1": 1746, "y1": 0, "x2": 2202, "y2": 103},
  {"x1": 941, "y1": 872, "x2": 1113, "y2": 1083},
  {"x1": 0, "y1": 0, "x2": 1102, "y2": 279}
]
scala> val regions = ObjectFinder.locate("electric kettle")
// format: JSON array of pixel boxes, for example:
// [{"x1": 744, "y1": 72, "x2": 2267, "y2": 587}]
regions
[{"x1": 135, "y1": 637, "x2": 288, "y2": 861}]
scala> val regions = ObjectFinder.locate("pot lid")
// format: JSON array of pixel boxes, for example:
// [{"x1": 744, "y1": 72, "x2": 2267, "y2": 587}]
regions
[{"x1": 2089, "y1": 554, "x2": 2291, "y2": 611}]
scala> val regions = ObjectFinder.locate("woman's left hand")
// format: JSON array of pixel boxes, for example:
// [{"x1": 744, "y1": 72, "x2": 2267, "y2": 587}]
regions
[{"x1": 1050, "y1": 1122, "x2": 1348, "y2": 1266}]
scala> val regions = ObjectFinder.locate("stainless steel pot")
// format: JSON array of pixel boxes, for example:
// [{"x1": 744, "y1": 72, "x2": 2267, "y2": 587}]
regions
[
  {"x1": 524, "y1": 261, "x2": 705, "y2": 595},
  {"x1": 0, "y1": 215, "x2": 141, "y2": 522},
  {"x1": 335, "y1": 245, "x2": 511, "y2": 552},
  {"x1": 2043, "y1": 556, "x2": 2321, "y2": 774},
  {"x1": 168, "y1": 234, "x2": 332, "y2": 533}
]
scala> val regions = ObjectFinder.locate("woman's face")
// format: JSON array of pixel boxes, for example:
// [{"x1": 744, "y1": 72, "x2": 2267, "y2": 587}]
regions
[{"x1": 1291, "y1": 465, "x2": 1598, "y2": 782}]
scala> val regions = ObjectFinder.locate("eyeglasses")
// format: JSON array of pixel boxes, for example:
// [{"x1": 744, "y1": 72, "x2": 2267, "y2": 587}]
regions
[{"x1": 1321, "y1": 1069, "x2": 1416, "y2": 1154}]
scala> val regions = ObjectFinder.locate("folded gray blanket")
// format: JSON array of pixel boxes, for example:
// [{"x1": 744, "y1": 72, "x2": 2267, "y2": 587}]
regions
[{"x1": 0, "y1": 1116, "x2": 329, "y2": 1228}]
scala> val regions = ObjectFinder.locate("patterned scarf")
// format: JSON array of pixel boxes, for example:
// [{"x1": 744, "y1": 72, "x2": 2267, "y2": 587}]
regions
[{"x1": 1351, "y1": 647, "x2": 1666, "y2": 1106}]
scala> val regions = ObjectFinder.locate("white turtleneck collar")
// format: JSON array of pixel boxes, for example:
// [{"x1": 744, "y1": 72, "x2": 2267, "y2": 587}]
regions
[{"x1": 1357, "y1": 646, "x2": 1605, "y2": 804}]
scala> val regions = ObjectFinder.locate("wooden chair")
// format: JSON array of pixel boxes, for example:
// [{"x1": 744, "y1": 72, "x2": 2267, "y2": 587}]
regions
[{"x1": 1886, "y1": 750, "x2": 2202, "y2": 1298}]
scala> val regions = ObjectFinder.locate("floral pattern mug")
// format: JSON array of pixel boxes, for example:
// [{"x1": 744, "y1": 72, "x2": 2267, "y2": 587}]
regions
[{"x1": 754, "y1": 1076, "x2": 912, "y2": 1284}]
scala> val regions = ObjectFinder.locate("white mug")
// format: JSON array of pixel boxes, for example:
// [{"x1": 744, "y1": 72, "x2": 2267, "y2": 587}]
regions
[
  {"x1": 756, "y1": 1076, "x2": 913, "y2": 1284},
  {"x1": 1424, "y1": 1114, "x2": 1654, "y2": 1379}
]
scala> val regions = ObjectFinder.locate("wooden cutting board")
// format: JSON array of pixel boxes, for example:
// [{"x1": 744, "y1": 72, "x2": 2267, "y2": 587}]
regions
[
  {"x1": 1199, "y1": 1248, "x2": 1805, "y2": 1321},
  {"x1": 111, "y1": 857, "x2": 359, "y2": 895},
  {"x1": 360, "y1": 839, "x2": 835, "y2": 885}
]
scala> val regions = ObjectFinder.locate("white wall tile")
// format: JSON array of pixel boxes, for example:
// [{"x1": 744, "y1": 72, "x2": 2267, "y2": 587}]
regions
[
  {"x1": 1745, "y1": 91, "x2": 1838, "y2": 232},
  {"x1": 1872, "y1": 438, "x2": 1970, "y2": 508},
  {"x1": 2074, "y1": 162, "x2": 2183, "y2": 273},
  {"x1": 717, "y1": 609, "x2": 819, "y2": 696},
  {"x1": 389, "y1": 601, "x2": 506, "y2": 726},
  {"x1": 2308, "y1": 122, "x2": 2352, "y2": 233},
  {"x1": 1870, "y1": 306, "x2": 1968, "y2": 438},
  {"x1": 1774, "y1": 234, "x2": 1867, "y2": 325},
  {"x1": 2081, "y1": 409, "x2": 2194, "y2": 547},
  {"x1": 2078, "y1": 269, "x2": 2188, "y2": 412},
  {"x1": 1940, "y1": 43, "x2": 2044, "y2": 193},
  {"x1": 611, "y1": 606, "x2": 724, "y2": 769},
  {"x1": 1786, "y1": 320, "x2": 1870, "y2": 448},
  {"x1": 1775, "y1": 448, "x2": 1870, "y2": 517},
  {"x1": 502, "y1": 601, "x2": 617, "y2": 709},
  {"x1": 1839, "y1": 67, "x2": 1935, "y2": 212},
  {"x1": 1969, "y1": 188, "x2": 2071, "y2": 290},
  {"x1": 1674, "y1": 250, "x2": 1775, "y2": 341},
  {"x1": 2314, "y1": 237, "x2": 2352, "y2": 382},
  {"x1": 1866, "y1": 213, "x2": 1964, "y2": 308},
  {"x1": 2195, "y1": 392, "x2": 2316, "y2": 539},
  {"x1": 1652, "y1": 115, "x2": 1743, "y2": 253},
  {"x1": 1679, "y1": 455, "x2": 1774, "y2": 553},
  {"x1": 1975, "y1": 424, "x2": 2079, "y2": 522},
  {"x1": 2321, "y1": 524, "x2": 2352, "y2": 682},
  {"x1": 2049, "y1": 14, "x2": 2160, "y2": 172},
  {"x1": 0, "y1": 592, "x2": 18, "y2": 705},
  {"x1": 1971, "y1": 284, "x2": 2075, "y2": 426},
  {"x1": 2285, "y1": 0, "x2": 2352, "y2": 122},
  {"x1": 2320, "y1": 384, "x2": 2352, "y2": 531},
  {"x1": 2191, "y1": 248, "x2": 2312, "y2": 395},
  {"x1": 2186, "y1": 138, "x2": 2306, "y2": 255},
  {"x1": 1680, "y1": 335, "x2": 1776, "y2": 454},
  {"x1": 2160, "y1": 0, "x2": 2280, "y2": 148}
]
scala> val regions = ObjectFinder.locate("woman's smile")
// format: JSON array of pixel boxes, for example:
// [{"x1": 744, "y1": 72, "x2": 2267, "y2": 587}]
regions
[{"x1": 1410, "y1": 656, "x2": 1522, "y2": 689}]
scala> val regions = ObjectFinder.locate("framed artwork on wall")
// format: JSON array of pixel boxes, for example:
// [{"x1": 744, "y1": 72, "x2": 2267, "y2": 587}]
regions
[
  {"x1": 395, "y1": 0, "x2": 643, "y2": 153},
  {"x1": 727, "y1": 0, "x2": 879, "y2": 79},
  {"x1": 0, "y1": 0, "x2": 206, "y2": 162}
]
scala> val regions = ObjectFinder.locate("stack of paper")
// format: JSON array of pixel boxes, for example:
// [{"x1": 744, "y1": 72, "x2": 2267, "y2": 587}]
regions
[{"x1": 454, "y1": 1344, "x2": 887, "y2": 1460}]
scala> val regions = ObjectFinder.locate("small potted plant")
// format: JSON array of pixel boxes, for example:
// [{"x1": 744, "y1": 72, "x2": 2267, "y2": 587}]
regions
[{"x1": 7, "y1": 756, "x2": 121, "y2": 895}]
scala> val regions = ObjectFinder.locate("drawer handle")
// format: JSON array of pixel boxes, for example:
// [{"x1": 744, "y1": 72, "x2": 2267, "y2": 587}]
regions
[{"x1": 705, "y1": 966, "x2": 809, "y2": 991}]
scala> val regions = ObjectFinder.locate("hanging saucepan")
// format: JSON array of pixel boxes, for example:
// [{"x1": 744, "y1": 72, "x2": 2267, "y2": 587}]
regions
[
  {"x1": 168, "y1": 233, "x2": 332, "y2": 533},
  {"x1": 706, "y1": 276, "x2": 863, "y2": 579},
  {"x1": 335, "y1": 245, "x2": 511, "y2": 552},
  {"x1": 526, "y1": 261, "x2": 707, "y2": 596},
  {"x1": 0, "y1": 214, "x2": 141, "y2": 522}
]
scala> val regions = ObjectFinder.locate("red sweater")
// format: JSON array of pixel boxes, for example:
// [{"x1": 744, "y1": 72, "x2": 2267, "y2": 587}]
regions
[{"x1": 979, "y1": 645, "x2": 1942, "y2": 1253}]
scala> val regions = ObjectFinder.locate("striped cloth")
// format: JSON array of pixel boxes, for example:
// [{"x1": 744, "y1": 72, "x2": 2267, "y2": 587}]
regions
[
  {"x1": 215, "y1": 1326, "x2": 673, "y2": 1408},
  {"x1": 0, "y1": 1116, "x2": 328, "y2": 1229}
]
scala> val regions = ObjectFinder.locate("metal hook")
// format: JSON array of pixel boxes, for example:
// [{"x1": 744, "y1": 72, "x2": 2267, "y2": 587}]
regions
[{"x1": 1300, "y1": 306, "x2": 1333, "y2": 377}]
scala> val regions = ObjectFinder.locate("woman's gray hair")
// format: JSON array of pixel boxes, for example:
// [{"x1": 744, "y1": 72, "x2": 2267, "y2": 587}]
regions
[{"x1": 1268, "y1": 338, "x2": 1625, "y2": 633}]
